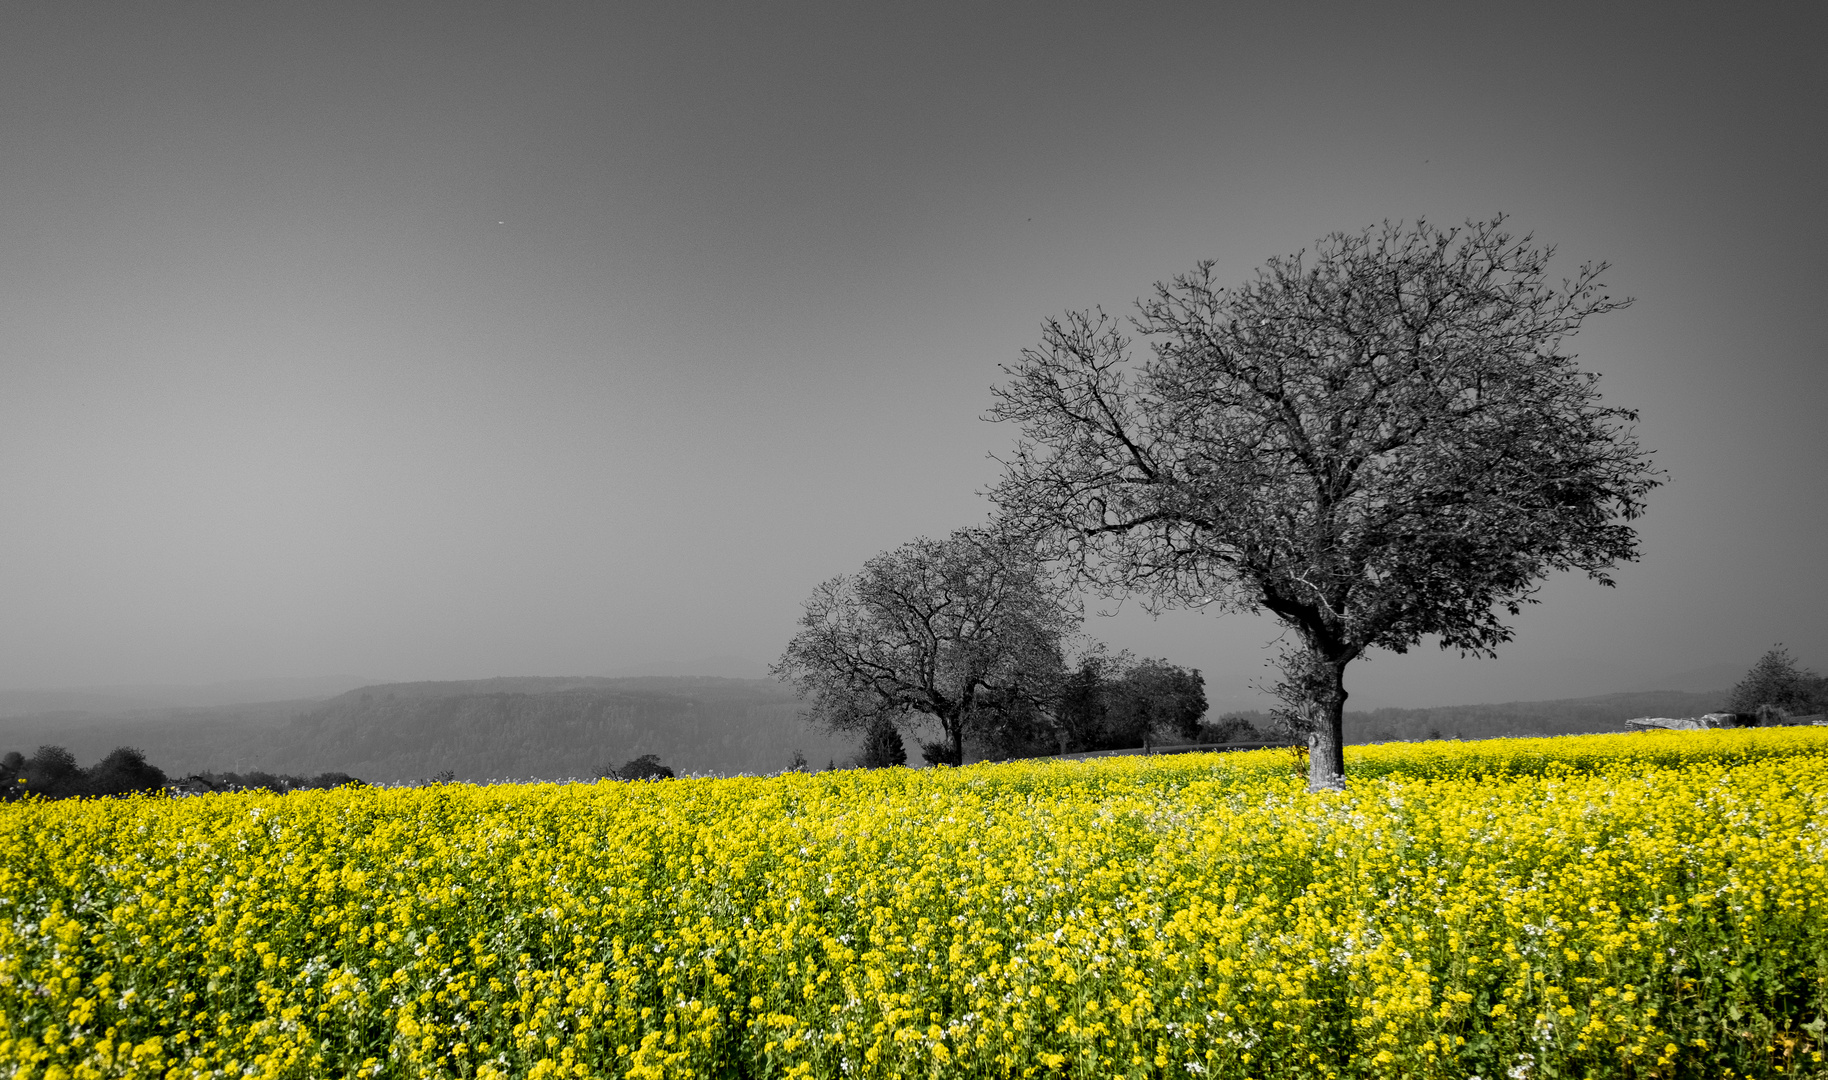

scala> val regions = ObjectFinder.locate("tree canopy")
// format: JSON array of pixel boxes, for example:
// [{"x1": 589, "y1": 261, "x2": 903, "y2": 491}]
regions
[
  {"x1": 1729, "y1": 646, "x2": 1826, "y2": 719},
  {"x1": 1, "y1": 744, "x2": 170, "y2": 800},
  {"x1": 989, "y1": 217, "x2": 1660, "y2": 789},
  {"x1": 602, "y1": 753, "x2": 676, "y2": 781},
  {"x1": 1051, "y1": 653, "x2": 1207, "y2": 754},
  {"x1": 854, "y1": 715, "x2": 909, "y2": 768},
  {"x1": 771, "y1": 525, "x2": 1078, "y2": 767}
]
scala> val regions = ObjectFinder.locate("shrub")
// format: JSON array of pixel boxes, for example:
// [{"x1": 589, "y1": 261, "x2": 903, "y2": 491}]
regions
[{"x1": 606, "y1": 753, "x2": 674, "y2": 780}]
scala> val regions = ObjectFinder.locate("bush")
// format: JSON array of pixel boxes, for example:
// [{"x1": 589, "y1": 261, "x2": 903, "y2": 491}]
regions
[{"x1": 602, "y1": 753, "x2": 674, "y2": 781}]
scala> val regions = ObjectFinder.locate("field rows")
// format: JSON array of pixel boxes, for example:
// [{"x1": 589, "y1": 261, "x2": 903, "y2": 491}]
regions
[{"x1": 3, "y1": 729, "x2": 1826, "y2": 1079}]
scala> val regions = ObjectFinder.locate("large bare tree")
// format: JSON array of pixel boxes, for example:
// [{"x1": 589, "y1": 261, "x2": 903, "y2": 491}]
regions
[
  {"x1": 988, "y1": 217, "x2": 1661, "y2": 790},
  {"x1": 771, "y1": 526, "x2": 1077, "y2": 767}
]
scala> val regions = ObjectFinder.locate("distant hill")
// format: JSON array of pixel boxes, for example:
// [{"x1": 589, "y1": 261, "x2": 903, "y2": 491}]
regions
[
  {"x1": 1202, "y1": 689, "x2": 1731, "y2": 745},
  {"x1": 256, "y1": 677, "x2": 853, "y2": 781},
  {"x1": 0, "y1": 678, "x2": 855, "y2": 782},
  {"x1": 1342, "y1": 688, "x2": 1730, "y2": 743},
  {"x1": 0, "y1": 678, "x2": 1736, "y2": 783}
]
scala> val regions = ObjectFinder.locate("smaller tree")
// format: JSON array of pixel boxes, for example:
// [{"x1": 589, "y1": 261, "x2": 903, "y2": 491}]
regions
[
  {"x1": 1053, "y1": 652, "x2": 1207, "y2": 753},
  {"x1": 20, "y1": 745, "x2": 85, "y2": 799},
  {"x1": 1107, "y1": 659, "x2": 1207, "y2": 744},
  {"x1": 855, "y1": 716, "x2": 908, "y2": 768},
  {"x1": 0, "y1": 751, "x2": 23, "y2": 802},
  {"x1": 773, "y1": 525, "x2": 1077, "y2": 766},
  {"x1": 962, "y1": 684, "x2": 1061, "y2": 761},
  {"x1": 1729, "y1": 646, "x2": 1826, "y2": 719}
]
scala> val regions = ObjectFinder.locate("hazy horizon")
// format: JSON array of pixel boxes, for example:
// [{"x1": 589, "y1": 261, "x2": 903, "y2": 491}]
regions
[
  {"x1": 0, "y1": 657, "x2": 1759, "y2": 718},
  {"x1": 3, "y1": 3, "x2": 1824, "y2": 712}
]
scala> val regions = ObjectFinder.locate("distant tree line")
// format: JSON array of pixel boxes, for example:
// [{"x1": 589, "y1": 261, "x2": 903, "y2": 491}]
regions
[
  {"x1": 1, "y1": 744, "x2": 362, "y2": 800},
  {"x1": 172, "y1": 769, "x2": 365, "y2": 795},
  {"x1": 2, "y1": 745, "x2": 168, "y2": 800}
]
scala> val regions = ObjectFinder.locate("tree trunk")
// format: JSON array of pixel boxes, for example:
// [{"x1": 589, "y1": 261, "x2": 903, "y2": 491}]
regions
[
  {"x1": 942, "y1": 713, "x2": 966, "y2": 767},
  {"x1": 1306, "y1": 659, "x2": 1348, "y2": 792}
]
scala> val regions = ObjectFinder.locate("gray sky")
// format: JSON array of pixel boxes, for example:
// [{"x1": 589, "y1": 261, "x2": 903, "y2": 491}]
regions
[{"x1": 2, "y1": 1, "x2": 1823, "y2": 709}]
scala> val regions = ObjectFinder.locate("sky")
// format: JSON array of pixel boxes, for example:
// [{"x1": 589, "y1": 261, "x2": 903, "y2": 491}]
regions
[{"x1": 1, "y1": 1, "x2": 1823, "y2": 710}]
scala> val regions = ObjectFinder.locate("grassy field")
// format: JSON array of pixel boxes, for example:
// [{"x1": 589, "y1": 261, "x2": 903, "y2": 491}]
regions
[{"x1": 2, "y1": 729, "x2": 1825, "y2": 1079}]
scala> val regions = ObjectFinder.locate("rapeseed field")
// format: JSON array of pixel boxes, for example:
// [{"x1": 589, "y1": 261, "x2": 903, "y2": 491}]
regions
[{"x1": 2, "y1": 728, "x2": 1825, "y2": 1079}]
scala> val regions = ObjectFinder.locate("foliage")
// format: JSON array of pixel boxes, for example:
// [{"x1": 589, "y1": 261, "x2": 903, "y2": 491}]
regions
[
  {"x1": 82, "y1": 747, "x2": 170, "y2": 799},
  {"x1": 772, "y1": 525, "x2": 1079, "y2": 766},
  {"x1": 8, "y1": 745, "x2": 83, "y2": 800},
  {"x1": 989, "y1": 217, "x2": 1661, "y2": 790},
  {"x1": 0, "y1": 744, "x2": 169, "y2": 801},
  {"x1": 1102, "y1": 657, "x2": 1207, "y2": 744},
  {"x1": 1730, "y1": 645, "x2": 1828, "y2": 718},
  {"x1": 1022, "y1": 652, "x2": 1207, "y2": 757},
  {"x1": 1199, "y1": 711, "x2": 1263, "y2": 743},
  {"x1": 601, "y1": 753, "x2": 676, "y2": 781},
  {"x1": 853, "y1": 715, "x2": 907, "y2": 768},
  {"x1": 2, "y1": 729, "x2": 1824, "y2": 1079},
  {"x1": 171, "y1": 770, "x2": 363, "y2": 795}
]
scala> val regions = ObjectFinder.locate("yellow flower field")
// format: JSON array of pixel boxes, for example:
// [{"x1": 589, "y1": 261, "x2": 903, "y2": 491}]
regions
[{"x1": 3, "y1": 728, "x2": 1825, "y2": 1079}]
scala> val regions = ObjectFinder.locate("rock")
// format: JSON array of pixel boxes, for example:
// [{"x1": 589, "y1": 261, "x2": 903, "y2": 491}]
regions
[
  {"x1": 1625, "y1": 716, "x2": 1707, "y2": 731},
  {"x1": 1698, "y1": 712, "x2": 1741, "y2": 728}
]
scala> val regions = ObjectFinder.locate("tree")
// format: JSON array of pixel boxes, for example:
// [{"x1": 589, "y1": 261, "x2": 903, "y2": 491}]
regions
[
  {"x1": 1050, "y1": 652, "x2": 1207, "y2": 754},
  {"x1": 601, "y1": 753, "x2": 675, "y2": 781},
  {"x1": 19, "y1": 745, "x2": 85, "y2": 799},
  {"x1": 855, "y1": 715, "x2": 909, "y2": 768},
  {"x1": 960, "y1": 682, "x2": 1060, "y2": 761},
  {"x1": 772, "y1": 525, "x2": 1078, "y2": 767},
  {"x1": 1199, "y1": 712, "x2": 1262, "y2": 744},
  {"x1": 1729, "y1": 646, "x2": 1826, "y2": 720},
  {"x1": 989, "y1": 217, "x2": 1660, "y2": 790},
  {"x1": 86, "y1": 746, "x2": 168, "y2": 798},
  {"x1": 0, "y1": 751, "x2": 23, "y2": 802},
  {"x1": 1106, "y1": 658, "x2": 1207, "y2": 744}
]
